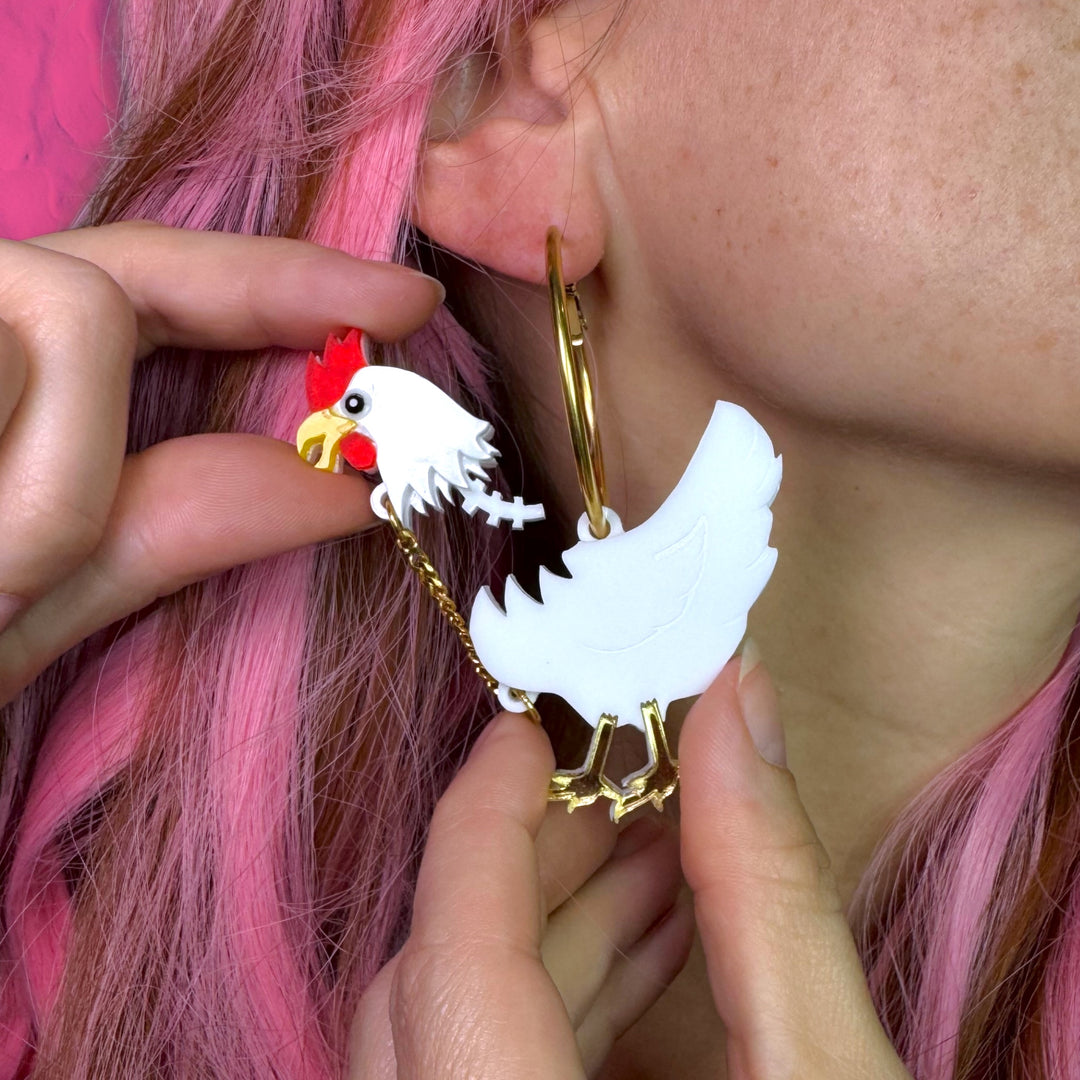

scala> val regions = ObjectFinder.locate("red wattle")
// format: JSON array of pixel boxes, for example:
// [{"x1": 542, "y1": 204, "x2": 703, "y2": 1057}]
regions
[{"x1": 340, "y1": 433, "x2": 377, "y2": 471}]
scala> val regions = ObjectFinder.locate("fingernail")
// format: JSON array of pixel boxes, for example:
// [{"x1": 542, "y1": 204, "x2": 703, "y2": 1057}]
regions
[
  {"x1": 736, "y1": 637, "x2": 786, "y2": 767},
  {"x1": 737, "y1": 636, "x2": 762, "y2": 687},
  {"x1": 0, "y1": 593, "x2": 26, "y2": 634}
]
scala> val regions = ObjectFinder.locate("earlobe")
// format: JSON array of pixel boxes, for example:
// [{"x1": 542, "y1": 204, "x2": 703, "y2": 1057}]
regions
[{"x1": 412, "y1": 9, "x2": 610, "y2": 284}]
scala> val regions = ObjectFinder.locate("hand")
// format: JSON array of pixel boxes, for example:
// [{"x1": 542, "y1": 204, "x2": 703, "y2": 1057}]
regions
[
  {"x1": 678, "y1": 647, "x2": 913, "y2": 1080},
  {"x1": 0, "y1": 221, "x2": 444, "y2": 704},
  {"x1": 349, "y1": 713, "x2": 695, "y2": 1079}
]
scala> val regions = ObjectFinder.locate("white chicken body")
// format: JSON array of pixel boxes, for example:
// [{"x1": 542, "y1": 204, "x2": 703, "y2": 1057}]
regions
[
  {"x1": 339, "y1": 365, "x2": 544, "y2": 530},
  {"x1": 468, "y1": 401, "x2": 782, "y2": 731}
]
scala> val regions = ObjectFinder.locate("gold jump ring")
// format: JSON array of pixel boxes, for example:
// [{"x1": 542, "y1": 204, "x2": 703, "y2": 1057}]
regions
[{"x1": 546, "y1": 226, "x2": 610, "y2": 539}]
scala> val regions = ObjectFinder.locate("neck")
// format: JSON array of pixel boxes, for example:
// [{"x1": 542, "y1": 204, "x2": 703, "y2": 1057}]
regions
[
  {"x1": 452, "y1": 266, "x2": 1080, "y2": 900},
  {"x1": 742, "y1": 411, "x2": 1080, "y2": 896}
]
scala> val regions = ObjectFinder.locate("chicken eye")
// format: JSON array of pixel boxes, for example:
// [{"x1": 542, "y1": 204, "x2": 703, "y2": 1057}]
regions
[{"x1": 342, "y1": 391, "x2": 369, "y2": 418}]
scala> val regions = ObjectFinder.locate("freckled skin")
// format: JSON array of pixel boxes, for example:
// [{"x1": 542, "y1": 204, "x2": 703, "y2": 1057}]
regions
[
  {"x1": 429, "y1": 6, "x2": 1080, "y2": 1076},
  {"x1": 591, "y1": 0, "x2": 1080, "y2": 473}
]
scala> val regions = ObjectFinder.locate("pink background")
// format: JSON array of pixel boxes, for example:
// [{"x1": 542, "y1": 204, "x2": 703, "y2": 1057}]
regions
[{"x1": 0, "y1": 0, "x2": 118, "y2": 240}]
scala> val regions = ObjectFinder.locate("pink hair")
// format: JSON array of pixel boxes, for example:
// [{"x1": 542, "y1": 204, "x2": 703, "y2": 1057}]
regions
[
  {"x1": 2, "y1": 0, "x2": 1080, "y2": 1077},
  {"x1": 850, "y1": 620, "x2": 1080, "y2": 1079},
  {"x1": 1, "y1": 0, "x2": 526, "y2": 1074}
]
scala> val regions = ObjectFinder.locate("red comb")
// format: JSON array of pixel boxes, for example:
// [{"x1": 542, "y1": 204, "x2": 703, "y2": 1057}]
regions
[{"x1": 305, "y1": 328, "x2": 368, "y2": 410}]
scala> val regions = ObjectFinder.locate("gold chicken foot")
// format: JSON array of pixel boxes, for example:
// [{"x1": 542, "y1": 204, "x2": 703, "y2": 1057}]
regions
[
  {"x1": 548, "y1": 714, "x2": 623, "y2": 812},
  {"x1": 611, "y1": 700, "x2": 680, "y2": 823}
]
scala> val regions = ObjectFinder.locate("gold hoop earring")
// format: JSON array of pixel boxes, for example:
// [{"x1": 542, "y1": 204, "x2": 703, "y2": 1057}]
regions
[{"x1": 545, "y1": 226, "x2": 610, "y2": 540}]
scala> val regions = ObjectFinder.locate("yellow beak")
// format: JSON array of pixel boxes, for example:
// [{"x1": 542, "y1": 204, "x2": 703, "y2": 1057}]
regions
[{"x1": 296, "y1": 408, "x2": 357, "y2": 472}]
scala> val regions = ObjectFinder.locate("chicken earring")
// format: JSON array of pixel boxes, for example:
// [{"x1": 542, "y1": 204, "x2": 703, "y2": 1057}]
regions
[
  {"x1": 295, "y1": 323, "x2": 547, "y2": 717},
  {"x1": 297, "y1": 328, "x2": 545, "y2": 531},
  {"x1": 466, "y1": 227, "x2": 784, "y2": 821},
  {"x1": 295, "y1": 227, "x2": 782, "y2": 821}
]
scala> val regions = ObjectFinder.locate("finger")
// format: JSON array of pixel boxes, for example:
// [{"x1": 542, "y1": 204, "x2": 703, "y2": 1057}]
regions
[
  {"x1": 541, "y1": 822, "x2": 682, "y2": 1026},
  {"x1": 350, "y1": 809, "x2": 629, "y2": 1080},
  {"x1": 0, "y1": 317, "x2": 28, "y2": 629},
  {"x1": 0, "y1": 222, "x2": 440, "y2": 630},
  {"x1": 26, "y1": 221, "x2": 445, "y2": 357},
  {"x1": 0, "y1": 241, "x2": 137, "y2": 624},
  {"x1": 0, "y1": 434, "x2": 375, "y2": 702},
  {"x1": 678, "y1": 650, "x2": 909, "y2": 1079},
  {"x1": 390, "y1": 713, "x2": 587, "y2": 1079},
  {"x1": 575, "y1": 890, "x2": 696, "y2": 1078},
  {"x1": 348, "y1": 957, "x2": 398, "y2": 1080},
  {"x1": 407, "y1": 712, "x2": 554, "y2": 954},
  {"x1": 350, "y1": 805, "x2": 623, "y2": 1080},
  {"x1": 0, "y1": 315, "x2": 27, "y2": 436},
  {"x1": 536, "y1": 798, "x2": 620, "y2": 918}
]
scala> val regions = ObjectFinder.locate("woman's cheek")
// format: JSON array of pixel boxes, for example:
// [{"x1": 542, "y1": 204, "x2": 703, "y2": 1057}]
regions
[{"x1": 600, "y1": 0, "x2": 1080, "y2": 469}]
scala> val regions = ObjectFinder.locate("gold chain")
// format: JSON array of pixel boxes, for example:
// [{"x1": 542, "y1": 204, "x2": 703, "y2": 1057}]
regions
[{"x1": 382, "y1": 496, "x2": 541, "y2": 724}]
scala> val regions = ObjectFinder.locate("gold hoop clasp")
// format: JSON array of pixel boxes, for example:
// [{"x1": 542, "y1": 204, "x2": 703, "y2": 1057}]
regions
[{"x1": 546, "y1": 226, "x2": 610, "y2": 540}]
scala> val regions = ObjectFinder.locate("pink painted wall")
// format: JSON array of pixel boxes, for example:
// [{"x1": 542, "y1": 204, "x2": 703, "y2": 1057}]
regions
[{"x1": 0, "y1": 0, "x2": 118, "y2": 240}]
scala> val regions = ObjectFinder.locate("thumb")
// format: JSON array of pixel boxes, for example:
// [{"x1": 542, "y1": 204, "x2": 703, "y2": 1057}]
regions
[{"x1": 678, "y1": 642, "x2": 908, "y2": 1080}]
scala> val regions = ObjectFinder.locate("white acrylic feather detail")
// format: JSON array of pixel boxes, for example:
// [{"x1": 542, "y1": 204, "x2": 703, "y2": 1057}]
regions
[
  {"x1": 341, "y1": 365, "x2": 546, "y2": 530},
  {"x1": 469, "y1": 400, "x2": 782, "y2": 728}
]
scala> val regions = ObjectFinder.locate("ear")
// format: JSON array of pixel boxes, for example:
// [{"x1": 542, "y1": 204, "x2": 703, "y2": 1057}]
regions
[{"x1": 412, "y1": 5, "x2": 613, "y2": 284}]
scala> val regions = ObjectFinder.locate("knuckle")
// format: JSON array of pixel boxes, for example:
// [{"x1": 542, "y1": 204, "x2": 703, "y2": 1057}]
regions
[
  {"x1": 388, "y1": 954, "x2": 477, "y2": 1078},
  {"x1": 98, "y1": 504, "x2": 178, "y2": 604},
  {"x1": 692, "y1": 817, "x2": 843, "y2": 922},
  {"x1": 16, "y1": 254, "x2": 140, "y2": 359},
  {"x1": 3, "y1": 486, "x2": 108, "y2": 585},
  {"x1": 390, "y1": 941, "x2": 474, "y2": 1027},
  {"x1": 65, "y1": 262, "x2": 138, "y2": 350},
  {"x1": 754, "y1": 837, "x2": 842, "y2": 915},
  {"x1": 241, "y1": 270, "x2": 277, "y2": 341},
  {"x1": 0, "y1": 239, "x2": 137, "y2": 362},
  {"x1": 0, "y1": 628, "x2": 37, "y2": 707},
  {"x1": 0, "y1": 319, "x2": 28, "y2": 399}
]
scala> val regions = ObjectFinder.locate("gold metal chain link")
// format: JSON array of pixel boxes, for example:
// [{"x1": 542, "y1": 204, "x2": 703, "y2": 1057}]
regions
[{"x1": 382, "y1": 496, "x2": 541, "y2": 724}]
